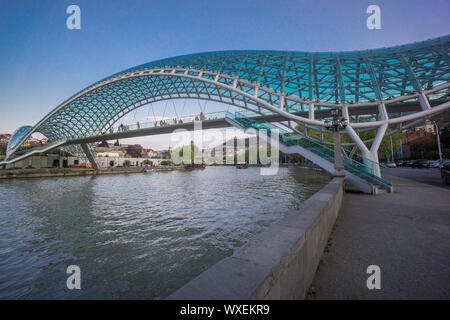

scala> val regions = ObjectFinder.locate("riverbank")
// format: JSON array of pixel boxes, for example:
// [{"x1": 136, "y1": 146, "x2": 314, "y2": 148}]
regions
[
  {"x1": 0, "y1": 163, "x2": 321, "y2": 179},
  {"x1": 0, "y1": 166, "x2": 184, "y2": 179},
  {"x1": 310, "y1": 168, "x2": 450, "y2": 299}
]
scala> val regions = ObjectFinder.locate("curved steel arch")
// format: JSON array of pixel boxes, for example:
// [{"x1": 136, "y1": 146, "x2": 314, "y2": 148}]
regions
[{"x1": 6, "y1": 35, "x2": 450, "y2": 158}]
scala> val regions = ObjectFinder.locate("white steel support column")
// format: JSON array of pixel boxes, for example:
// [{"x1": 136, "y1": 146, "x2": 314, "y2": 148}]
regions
[
  {"x1": 370, "y1": 103, "x2": 388, "y2": 157},
  {"x1": 434, "y1": 121, "x2": 443, "y2": 163},
  {"x1": 369, "y1": 123, "x2": 387, "y2": 177},
  {"x1": 370, "y1": 124, "x2": 387, "y2": 159},
  {"x1": 342, "y1": 106, "x2": 370, "y2": 157},
  {"x1": 333, "y1": 127, "x2": 345, "y2": 177},
  {"x1": 308, "y1": 103, "x2": 315, "y2": 120},
  {"x1": 345, "y1": 124, "x2": 370, "y2": 157},
  {"x1": 368, "y1": 103, "x2": 389, "y2": 176},
  {"x1": 419, "y1": 92, "x2": 432, "y2": 110},
  {"x1": 342, "y1": 105, "x2": 383, "y2": 177}
]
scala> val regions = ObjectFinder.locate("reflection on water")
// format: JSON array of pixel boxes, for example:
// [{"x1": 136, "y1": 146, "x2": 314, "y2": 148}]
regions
[{"x1": 0, "y1": 166, "x2": 330, "y2": 299}]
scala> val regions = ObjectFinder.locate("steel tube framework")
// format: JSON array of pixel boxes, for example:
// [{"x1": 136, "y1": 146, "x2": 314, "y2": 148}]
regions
[{"x1": 4, "y1": 36, "x2": 450, "y2": 165}]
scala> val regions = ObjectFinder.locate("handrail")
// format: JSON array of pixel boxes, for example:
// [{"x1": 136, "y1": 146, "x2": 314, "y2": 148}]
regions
[
  {"x1": 107, "y1": 111, "x2": 231, "y2": 134},
  {"x1": 1, "y1": 139, "x2": 66, "y2": 163},
  {"x1": 227, "y1": 111, "x2": 392, "y2": 188}
]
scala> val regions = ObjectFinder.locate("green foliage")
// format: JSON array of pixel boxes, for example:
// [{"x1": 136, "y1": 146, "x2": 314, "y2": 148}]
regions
[
  {"x1": 39, "y1": 148, "x2": 71, "y2": 157},
  {"x1": 160, "y1": 160, "x2": 172, "y2": 166},
  {"x1": 295, "y1": 124, "x2": 403, "y2": 161},
  {"x1": 443, "y1": 148, "x2": 450, "y2": 158},
  {"x1": 123, "y1": 160, "x2": 131, "y2": 166},
  {"x1": 298, "y1": 126, "x2": 334, "y2": 143},
  {"x1": 441, "y1": 124, "x2": 450, "y2": 149},
  {"x1": 279, "y1": 152, "x2": 304, "y2": 163},
  {"x1": 409, "y1": 139, "x2": 439, "y2": 159},
  {"x1": 142, "y1": 159, "x2": 153, "y2": 166},
  {"x1": 357, "y1": 129, "x2": 402, "y2": 161},
  {"x1": 172, "y1": 142, "x2": 200, "y2": 164},
  {"x1": 425, "y1": 150, "x2": 439, "y2": 159}
]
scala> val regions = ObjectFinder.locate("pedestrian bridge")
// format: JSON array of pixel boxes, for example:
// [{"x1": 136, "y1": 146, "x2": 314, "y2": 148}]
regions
[{"x1": 2, "y1": 36, "x2": 449, "y2": 194}]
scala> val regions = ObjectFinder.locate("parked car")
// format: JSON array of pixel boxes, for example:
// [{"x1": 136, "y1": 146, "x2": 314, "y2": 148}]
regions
[
  {"x1": 430, "y1": 160, "x2": 442, "y2": 168},
  {"x1": 386, "y1": 161, "x2": 397, "y2": 168},
  {"x1": 440, "y1": 159, "x2": 450, "y2": 169},
  {"x1": 396, "y1": 160, "x2": 406, "y2": 167},
  {"x1": 411, "y1": 160, "x2": 421, "y2": 168},
  {"x1": 405, "y1": 160, "x2": 415, "y2": 167},
  {"x1": 441, "y1": 163, "x2": 450, "y2": 184},
  {"x1": 412, "y1": 159, "x2": 430, "y2": 168},
  {"x1": 403, "y1": 160, "x2": 412, "y2": 167}
]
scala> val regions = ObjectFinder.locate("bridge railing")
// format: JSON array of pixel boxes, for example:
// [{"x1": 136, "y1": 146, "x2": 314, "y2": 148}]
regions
[
  {"x1": 1, "y1": 139, "x2": 66, "y2": 163},
  {"x1": 105, "y1": 111, "x2": 230, "y2": 134},
  {"x1": 105, "y1": 109, "x2": 277, "y2": 135}
]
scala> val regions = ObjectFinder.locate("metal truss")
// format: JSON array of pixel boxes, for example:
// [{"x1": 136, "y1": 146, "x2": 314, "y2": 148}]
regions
[{"x1": 6, "y1": 36, "x2": 450, "y2": 160}]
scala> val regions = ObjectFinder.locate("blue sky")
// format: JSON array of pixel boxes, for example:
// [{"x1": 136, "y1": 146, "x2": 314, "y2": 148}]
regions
[{"x1": 0, "y1": 0, "x2": 449, "y2": 148}]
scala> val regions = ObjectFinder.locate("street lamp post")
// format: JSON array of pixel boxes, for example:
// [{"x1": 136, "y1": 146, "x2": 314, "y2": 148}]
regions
[
  {"x1": 390, "y1": 135, "x2": 394, "y2": 162},
  {"x1": 433, "y1": 120, "x2": 443, "y2": 164},
  {"x1": 324, "y1": 109, "x2": 348, "y2": 177}
]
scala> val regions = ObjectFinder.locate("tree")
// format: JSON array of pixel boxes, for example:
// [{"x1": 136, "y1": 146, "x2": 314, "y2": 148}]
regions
[
  {"x1": 409, "y1": 140, "x2": 437, "y2": 159},
  {"x1": 440, "y1": 125, "x2": 450, "y2": 148},
  {"x1": 355, "y1": 128, "x2": 402, "y2": 161},
  {"x1": 160, "y1": 160, "x2": 172, "y2": 166},
  {"x1": 378, "y1": 132, "x2": 402, "y2": 161},
  {"x1": 142, "y1": 159, "x2": 153, "y2": 166},
  {"x1": 172, "y1": 141, "x2": 200, "y2": 164},
  {"x1": 123, "y1": 160, "x2": 131, "y2": 167},
  {"x1": 295, "y1": 123, "x2": 403, "y2": 161},
  {"x1": 126, "y1": 144, "x2": 144, "y2": 158}
]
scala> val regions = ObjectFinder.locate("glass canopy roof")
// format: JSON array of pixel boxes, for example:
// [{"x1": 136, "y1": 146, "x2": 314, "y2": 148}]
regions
[{"x1": 7, "y1": 36, "x2": 450, "y2": 157}]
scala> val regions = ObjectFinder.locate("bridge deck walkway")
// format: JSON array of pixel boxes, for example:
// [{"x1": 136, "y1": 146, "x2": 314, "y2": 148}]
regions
[{"x1": 310, "y1": 168, "x2": 450, "y2": 299}]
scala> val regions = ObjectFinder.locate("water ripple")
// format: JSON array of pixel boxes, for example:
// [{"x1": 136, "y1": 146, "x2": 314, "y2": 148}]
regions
[{"x1": 0, "y1": 166, "x2": 329, "y2": 299}]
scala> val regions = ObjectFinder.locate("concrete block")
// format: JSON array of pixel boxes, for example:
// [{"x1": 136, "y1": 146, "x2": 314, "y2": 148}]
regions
[
  {"x1": 233, "y1": 222, "x2": 305, "y2": 269},
  {"x1": 166, "y1": 256, "x2": 271, "y2": 300}
]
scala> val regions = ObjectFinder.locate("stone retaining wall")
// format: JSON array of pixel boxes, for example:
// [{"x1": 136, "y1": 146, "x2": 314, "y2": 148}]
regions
[{"x1": 0, "y1": 166, "x2": 184, "y2": 179}]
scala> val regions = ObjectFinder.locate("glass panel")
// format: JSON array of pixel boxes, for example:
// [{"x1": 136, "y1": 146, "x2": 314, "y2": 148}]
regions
[
  {"x1": 225, "y1": 112, "x2": 392, "y2": 188},
  {"x1": 6, "y1": 126, "x2": 33, "y2": 157}
]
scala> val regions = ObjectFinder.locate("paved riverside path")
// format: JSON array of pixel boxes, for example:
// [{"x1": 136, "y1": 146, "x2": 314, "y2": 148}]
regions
[{"x1": 310, "y1": 168, "x2": 450, "y2": 299}]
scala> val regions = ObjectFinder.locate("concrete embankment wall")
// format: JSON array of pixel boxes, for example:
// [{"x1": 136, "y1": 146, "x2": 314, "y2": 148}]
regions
[
  {"x1": 3, "y1": 155, "x2": 170, "y2": 169},
  {"x1": 0, "y1": 166, "x2": 182, "y2": 179},
  {"x1": 167, "y1": 177, "x2": 344, "y2": 300}
]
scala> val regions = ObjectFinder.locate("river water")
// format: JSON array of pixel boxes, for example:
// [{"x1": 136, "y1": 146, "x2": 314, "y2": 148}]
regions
[{"x1": 0, "y1": 166, "x2": 330, "y2": 299}]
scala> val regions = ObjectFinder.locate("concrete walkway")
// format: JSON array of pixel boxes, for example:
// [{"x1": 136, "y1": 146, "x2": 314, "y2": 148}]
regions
[{"x1": 311, "y1": 168, "x2": 450, "y2": 299}]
